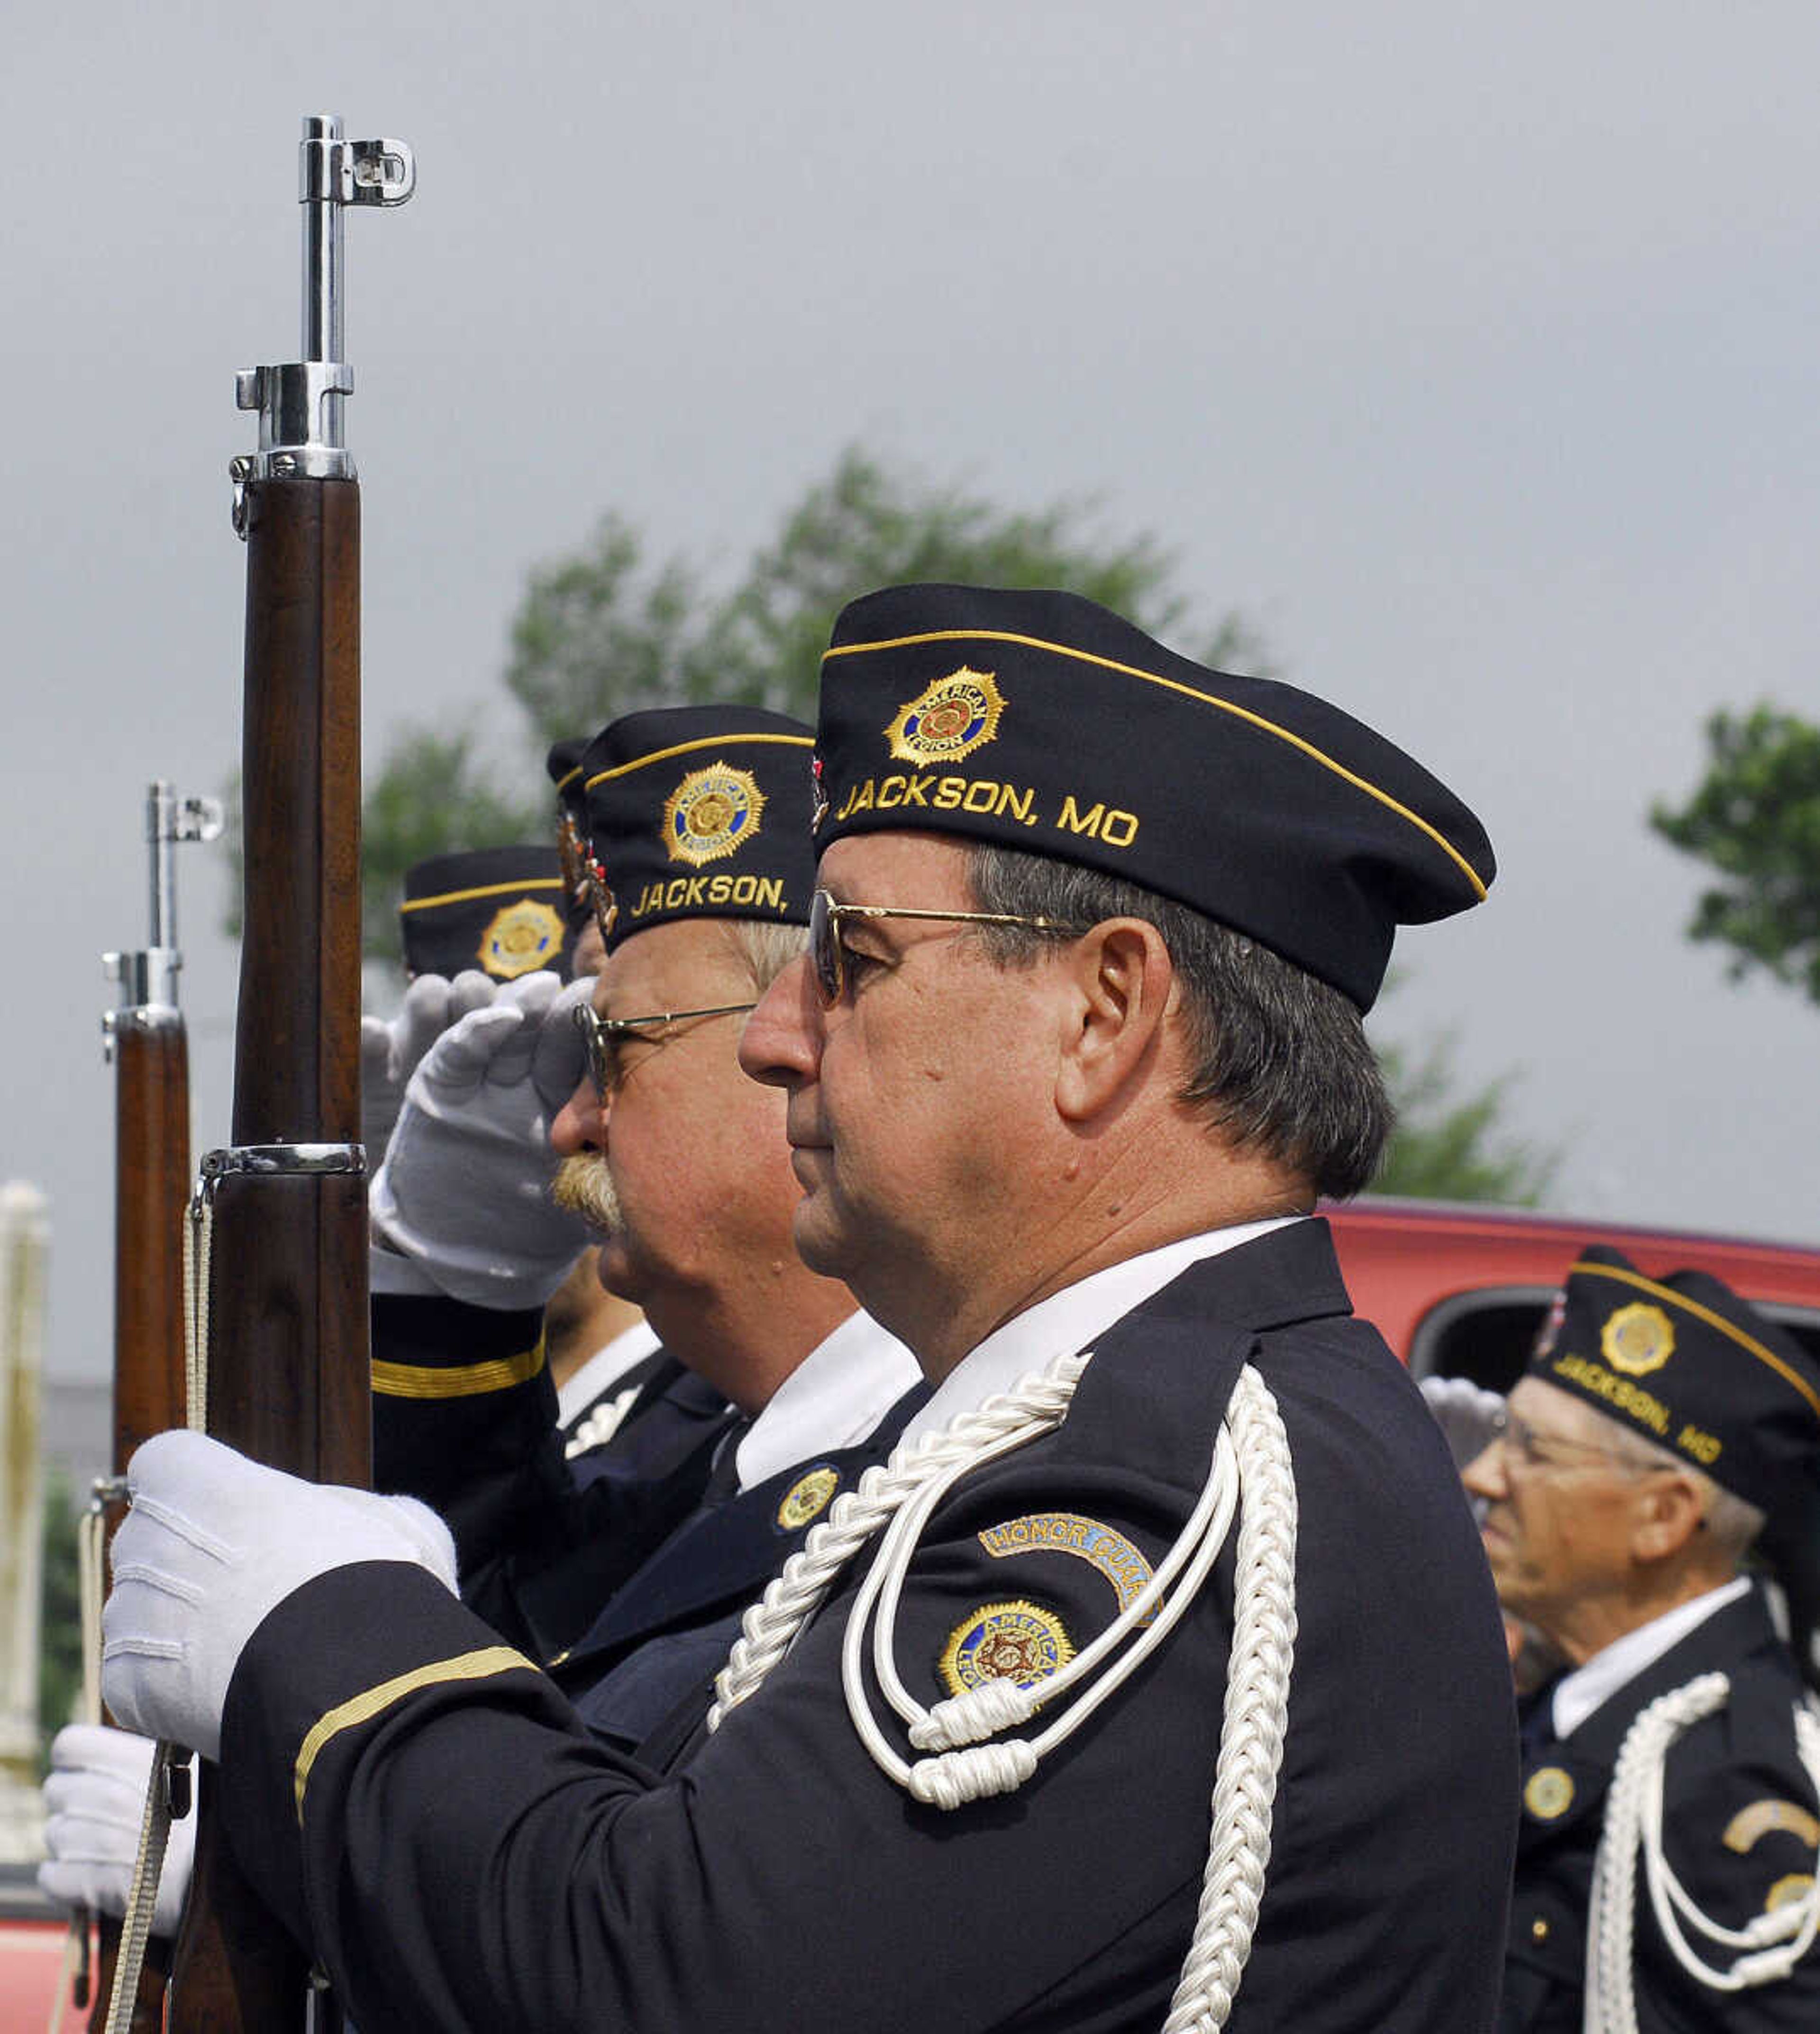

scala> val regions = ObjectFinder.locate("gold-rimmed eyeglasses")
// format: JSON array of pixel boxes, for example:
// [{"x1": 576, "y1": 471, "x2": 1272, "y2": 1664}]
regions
[
  {"x1": 1486, "y1": 1406, "x2": 1663, "y2": 1478},
  {"x1": 808, "y1": 887, "x2": 1086, "y2": 1007},
  {"x1": 572, "y1": 999, "x2": 758, "y2": 1102}
]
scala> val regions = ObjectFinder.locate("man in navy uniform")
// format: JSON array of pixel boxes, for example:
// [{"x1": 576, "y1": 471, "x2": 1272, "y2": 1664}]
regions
[
  {"x1": 1458, "y1": 1247, "x2": 1820, "y2": 2029},
  {"x1": 364, "y1": 705, "x2": 924, "y2": 1715},
  {"x1": 102, "y1": 585, "x2": 1518, "y2": 2031}
]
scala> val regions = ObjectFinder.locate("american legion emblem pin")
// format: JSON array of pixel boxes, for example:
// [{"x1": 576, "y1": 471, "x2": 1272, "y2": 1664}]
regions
[
  {"x1": 776, "y1": 1466, "x2": 840, "y2": 1532},
  {"x1": 885, "y1": 667, "x2": 1005, "y2": 767},
  {"x1": 1600, "y1": 1302, "x2": 1676, "y2": 1378},
  {"x1": 478, "y1": 898, "x2": 565, "y2": 980},
  {"x1": 663, "y1": 762, "x2": 766, "y2": 867},
  {"x1": 1523, "y1": 1767, "x2": 1575, "y2": 1821},
  {"x1": 939, "y1": 1599, "x2": 1074, "y2": 1700}
]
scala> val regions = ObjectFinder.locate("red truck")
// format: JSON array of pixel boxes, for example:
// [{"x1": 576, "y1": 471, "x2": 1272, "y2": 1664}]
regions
[{"x1": 1326, "y1": 1196, "x2": 1820, "y2": 1385}]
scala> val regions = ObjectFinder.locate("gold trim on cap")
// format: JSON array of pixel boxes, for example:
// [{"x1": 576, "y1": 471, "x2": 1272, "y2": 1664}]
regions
[
  {"x1": 400, "y1": 877, "x2": 565, "y2": 912},
  {"x1": 371, "y1": 1337, "x2": 546, "y2": 1400},
  {"x1": 585, "y1": 731, "x2": 813, "y2": 792},
  {"x1": 1570, "y1": 1260, "x2": 1820, "y2": 1424},
  {"x1": 824, "y1": 625, "x2": 1489, "y2": 901},
  {"x1": 294, "y1": 1645, "x2": 533, "y2": 1818},
  {"x1": 554, "y1": 763, "x2": 584, "y2": 793}
]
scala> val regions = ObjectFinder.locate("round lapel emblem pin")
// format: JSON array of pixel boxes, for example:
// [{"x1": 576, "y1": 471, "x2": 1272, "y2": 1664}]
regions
[
  {"x1": 776, "y1": 1466, "x2": 840, "y2": 1531},
  {"x1": 1523, "y1": 1766, "x2": 1575, "y2": 1821}
]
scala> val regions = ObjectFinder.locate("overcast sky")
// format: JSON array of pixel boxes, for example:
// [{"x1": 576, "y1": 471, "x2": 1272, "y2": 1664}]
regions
[{"x1": 7, "y1": 2, "x2": 1817, "y2": 1384}]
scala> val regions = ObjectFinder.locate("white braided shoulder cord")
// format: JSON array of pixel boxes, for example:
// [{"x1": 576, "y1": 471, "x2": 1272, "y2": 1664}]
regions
[
  {"x1": 709, "y1": 1350, "x2": 1298, "y2": 2034},
  {"x1": 96, "y1": 1181, "x2": 215, "y2": 2034},
  {"x1": 1585, "y1": 1671, "x2": 1820, "y2": 2034}
]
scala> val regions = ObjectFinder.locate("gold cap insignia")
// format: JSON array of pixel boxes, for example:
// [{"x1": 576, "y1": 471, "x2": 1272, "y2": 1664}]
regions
[
  {"x1": 885, "y1": 667, "x2": 1005, "y2": 767},
  {"x1": 663, "y1": 762, "x2": 766, "y2": 868},
  {"x1": 776, "y1": 1466, "x2": 840, "y2": 1532},
  {"x1": 1523, "y1": 1766, "x2": 1575, "y2": 1821},
  {"x1": 1601, "y1": 1302, "x2": 1676, "y2": 1378},
  {"x1": 938, "y1": 1599, "x2": 1074, "y2": 1700},
  {"x1": 478, "y1": 899, "x2": 566, "y2": 980}
]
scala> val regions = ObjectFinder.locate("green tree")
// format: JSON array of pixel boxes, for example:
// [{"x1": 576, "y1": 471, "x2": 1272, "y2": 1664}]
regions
[
  {"x1": 361, "y1": 443, "x2": 1547, "y2": 1204},
  {"x1": 359, "y1": 731, "x2": 546, "y2": 958},
  {"x1": 1374, "y1": 1030, "x2": 1555, "y2": 1205},
  {"x1": 495, "y1": 447, "x2": 1251, "y2": 747},
  {"x1": 1651, "y1": 706, "x2": 1820, "y2": 1003}
]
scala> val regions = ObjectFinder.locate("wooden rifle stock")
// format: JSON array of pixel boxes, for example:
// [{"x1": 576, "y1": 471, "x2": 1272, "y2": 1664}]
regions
[
  {"x1": 92, "y1": 784, "x2": 219, "y2": 2032},
  {"x1": 164, "y1": 115, "x2": 412, "y2": 2034},
  {"x1": 97, "y1": 1013, "x2": 187, "y2": 2033}
]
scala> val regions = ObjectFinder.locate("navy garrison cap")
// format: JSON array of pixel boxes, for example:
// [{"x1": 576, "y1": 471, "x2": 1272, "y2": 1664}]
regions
[
  {"x1": 812, "y1": 584, "x2": 1495, "y2": 1011},
  {"x1": 546, "y1": 736, "x2": 589, "y2": 815},
  {"x1": 580, "y1": 706, "x2": 816, "y2": 952},
  {"x1": 400, "y1": 846, "x2": 575, "y2": 981},
  {"x1": 1529, "y1": 1245, "x2": 1820, "y2": 1515}
]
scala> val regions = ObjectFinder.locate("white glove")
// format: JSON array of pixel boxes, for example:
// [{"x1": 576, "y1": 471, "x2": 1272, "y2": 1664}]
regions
[
  {"x1": 103, "y1": 1431, "x2": 458, "y2": 1762},
  {"x1": 1419, "y1": 1373, "x2": 1507, "y2": 1469},
  {"x1": 370, "y1": 971, "x2": 595, "y2": 1309},
  {"x1": 38, "y1": 1724, "x2": 196, "y2": 1939},
  {"x1": 361, "y1": 970, "x2": 500, "y2": 1168}
]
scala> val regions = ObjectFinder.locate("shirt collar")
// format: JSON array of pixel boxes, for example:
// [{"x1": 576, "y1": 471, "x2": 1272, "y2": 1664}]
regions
[
  {"x1": 900, "y1": 1216, "x2": 1304, "y2": 1452},
  {"x1": 734, "y1": 1308, "x2": 922, "y2": 1492},
  {"x1": 554, "y1": 1319, "x2": 663, "y2": 1427},
  {"x1": 1551, "y1": 1575, "x2": 1753, "y2": 1741}
]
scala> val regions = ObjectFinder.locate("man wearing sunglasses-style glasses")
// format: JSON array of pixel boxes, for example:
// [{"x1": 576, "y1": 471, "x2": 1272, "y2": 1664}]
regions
[{"x1": 105, "y1": 584, "x2": 1520, "y2": 2031}]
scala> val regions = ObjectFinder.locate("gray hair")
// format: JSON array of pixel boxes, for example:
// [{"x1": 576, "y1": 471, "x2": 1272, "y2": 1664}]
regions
[
  {"x1": 1589, "y1": 1411, "x2": 1767, "y2": 1567},
  {"x1": 723, "y1": 918, "x2": 809, "y2": 995},
  {"x1": 963, "y1": 844, "x2": 1393, "y2": 1199}
]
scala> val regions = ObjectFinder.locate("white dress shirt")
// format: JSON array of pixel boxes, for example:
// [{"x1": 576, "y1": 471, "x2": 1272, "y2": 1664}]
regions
[
  {"x1": 734, "y1": 1308, "x2": 923, "y2": 1493},
  {"x1": 1551, "y1": 1576, "x2": 1753, "y2": 1741},
  {"x1": 561, "y1": 1318, "x2": 667, "y2": 1448},
  {"x1": 900, "y1": 1217, "x2": 1304, "y2": 1453}
]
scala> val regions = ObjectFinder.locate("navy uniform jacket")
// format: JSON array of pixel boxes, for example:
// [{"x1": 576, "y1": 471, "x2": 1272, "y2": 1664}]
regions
[
  {"x1": 372, "y1": 1291, "x2": 735, "y2": 1658},
  {"x1": 556, "y1": 1385, "x2": 927, "y2": 1754},
  {"x1": 1501, "y1": 1587, "x2": 1820, "y2": 2032},
  {"x1": 221, "y1": 1222, "x2": 1517, "y2": 2033}
]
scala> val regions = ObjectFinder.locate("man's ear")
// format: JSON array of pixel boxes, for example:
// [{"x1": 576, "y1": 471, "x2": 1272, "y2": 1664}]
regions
[
  {"x1": 1630, "y1": 1473, "x2": 1709, "y2": 1565},
  {"x1": 1053, "y1": 919, "x2": 1177, "y2": 1123}
]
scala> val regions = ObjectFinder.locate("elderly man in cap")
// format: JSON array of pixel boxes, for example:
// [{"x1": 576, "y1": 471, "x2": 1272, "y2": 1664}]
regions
[
  {"x1": 1454, "y1": 1247, "x2": 1820, "y2": 2030},
  {"x1": 363, "y1": 705, "x2": 923, "y2": 1723},
  {"x1": 100, "y1": 585, "x2": 1517, "y2": 2033}
]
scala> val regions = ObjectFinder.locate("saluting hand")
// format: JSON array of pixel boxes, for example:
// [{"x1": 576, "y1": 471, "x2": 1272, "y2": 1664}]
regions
[
  {"x1": 360, "y1": 969, "x2": 502, "y2": 1168},
  {"x1": 369, "y1": 971, "x2": 596, "y2": 1309}
]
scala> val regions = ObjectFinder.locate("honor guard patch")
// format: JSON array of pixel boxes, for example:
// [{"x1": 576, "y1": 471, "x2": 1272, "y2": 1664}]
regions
[
  {"x1": 886, "y1": 667, "x2": 1005, "y2": 767},
  {"x1": 1723, "y1": 1797, "x2": 1820, "y2": 1853},
  {"x1": 663, "y1": 763, "x2": 766, "y2": 868},
  {"x1": 1601, "y1": 1302, "x2": 1676, "y2": 1378},
  {"x1": 776, "y1": 1466, "x2": 840, "y2": 1531},
  {"x1": 1523, "y1": 1767, "x2": 1575, "y2": 1821},
  {"x1": 939, "y1": 1599, "x2": 1074, "y2": 1700},
  {"x1": 478, "y1": 898, "x2": 566, "y2": 980},
  {"x1": 977, "y1": 1513, "x2": 1156, "y2": 1618}
]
